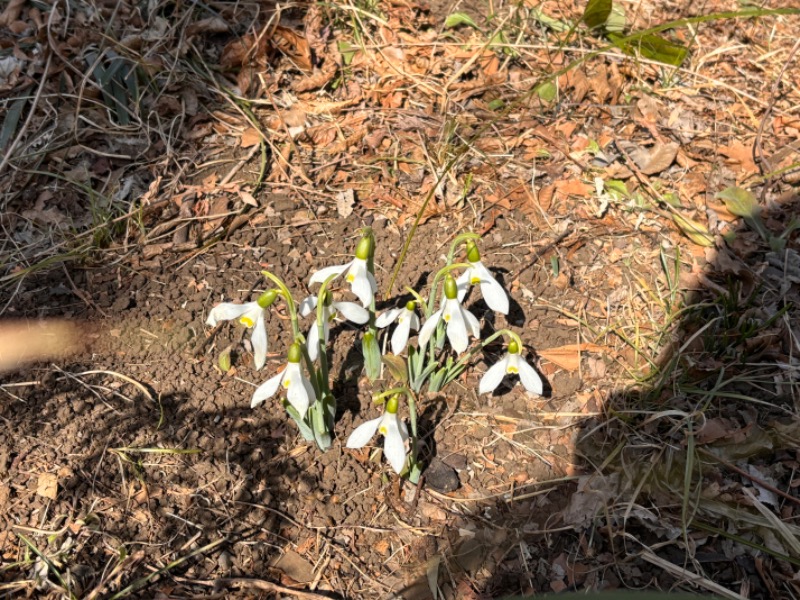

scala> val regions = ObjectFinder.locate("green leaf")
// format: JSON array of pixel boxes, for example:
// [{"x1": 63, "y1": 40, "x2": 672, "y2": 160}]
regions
[
  {"x1": 338, "y1": 41, "x2": 357, "y2": 65},
  {"x1": 0, "y1": 95, "x2": 26, "y2": 151},
  {"x1": 362, "y1": 333, "x2": 382, "y2": 381},
  {"x1": 530, "y1": 7, "x2": 571, "y2": 32},
  {"x1": 382, "y1": 354, "x2": 408, "y2": 384},
  {"x1": 716, "y1": 186, "x2": 758, "y2": 218},
  {"x1": 605, "y1": 3, "x2": 626, "y2": 33},
  {"x1": 608, "y1": 32, "x2": 688, "y2": 67},
  {"x1": 535, "y1": 81, "x2": 557, "y2": 102},
  {"x1": 583, "y1": 0, "x2": 612, "y2": 30},
  {"x1": 445, "y1": 12, "x2": 479, "y2": 29},
  {"x1": 671, "y1": 213, "x2": 714, "y2": 247},
  {"x1": 487, "y1": 98, "x2": 504, "y2": 110}
]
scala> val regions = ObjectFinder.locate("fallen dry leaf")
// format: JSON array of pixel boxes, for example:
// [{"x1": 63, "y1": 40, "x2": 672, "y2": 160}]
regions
[
  {"x1": 719, "y1": 141, "x2": 758, "y2": 175},
  {"x1": 537, "y1": 343, "x2": 608, "y2": 371},
  {"x1": 37, "y1": 472, "x2": 58, "y2": 500}
]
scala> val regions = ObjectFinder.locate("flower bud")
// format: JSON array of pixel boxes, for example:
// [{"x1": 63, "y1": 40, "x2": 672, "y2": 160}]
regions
[
  {"x1": 386, "y1": 394, "x2": 400, "y2": 414},
  {"x1": 444, "y1": 274, "x2": 458, "y2": 300},
  {"x1": 257, "y1": 289, "x2": 279, "y2": 309},
  {"x1": 363, "y1": 331, "x2": 375, "y2": 344},
  {"x1": 508, "y1": 339, "x2": 520, "y2": 355},
  {"x1": 405, "y1": 300, "x2": 416, "y2": 312},
  {"x1": 355, "y1": 234, "x2": 374, "y2": 260},
  {"x1": 466, "y1": 240, "x2": 481, "y2": 263},
  {"x1": 287, "y1": 342, "x2": 303, "y2": 363}
]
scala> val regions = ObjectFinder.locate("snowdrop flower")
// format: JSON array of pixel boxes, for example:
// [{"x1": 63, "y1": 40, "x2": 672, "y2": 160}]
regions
[
  {"x1": 346, "y1": 395, "x2": 408, "y2": 474},
  {"x1": 206, "y1": 290, "x2": 278, "y2": 370},
  {"x1": 456, "y1": 241, "x2": 509, "y2": 315},
  {"x1": 479, "y1": 339, "x2": 543, "y2": 395},
  {"x1": 251, "y1": 343, "x2": 315, "y2": 417},
  {"x1": 299, "y1": 293, "x2": 369, "y2": 360},
  {"x1": 308, "y1": 235, "x2": 377, "y2": 307},
  {"x1": 418, "y1": 274, "x2": 480, "y2": 354},
  {"x1": 376, "y1": 301, "x2": 420, "y2": 355}
]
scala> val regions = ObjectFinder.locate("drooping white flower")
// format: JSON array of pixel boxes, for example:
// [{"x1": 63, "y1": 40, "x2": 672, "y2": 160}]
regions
[
  {"x1": 346, "y1": 396, "x2": 408, "y2": 474},
  {"x1": 418, "y1": 275, "x2": 480, "y2": 354},
  {"x1": 206, "y1": 290, "x2": 278, "y2": 370},
  {"x1": 308, "y1": 236, "x2": 377, "y2": 307},
  {"x1": 299, "y1": 295, "x2": 369, "y2": 360},
  {"x1": 251, "y1": 343, "x2": 315, "y2": 417},
  {"x1": 479, "y1": 340, "x2": 542, "y2": 395},
  {"x1": 456, "y1": 241, "x2": 509, "y2": 315},
  {"x1": 375, "y1": 301, "x2": 420, "y2": 355}
]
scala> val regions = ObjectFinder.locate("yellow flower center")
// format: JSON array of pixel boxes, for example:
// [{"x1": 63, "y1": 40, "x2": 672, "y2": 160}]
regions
[
  {"x1": 346, "y1": 273, "x2": 355, "y2": 283},
  {"x1": 239, "y1": 316, "x2": 255, "y2": 328},
  {"x1": 283, "y1": 378, "x2": 291, "y2": 388},
  {"x1": 470, "y1": 276, "x2": 481, "y2": 285},
  {"x1": 443, "y1": 313, "x2": 451, "y2": 322},
  {"x1": 379, "y1": 425, "x2": 388, "y2": 435},
  {"x1": 507, "y1": 366, "x2": 518, "y2": 374}
]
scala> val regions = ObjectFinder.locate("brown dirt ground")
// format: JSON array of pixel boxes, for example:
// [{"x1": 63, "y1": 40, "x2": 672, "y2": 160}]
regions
[{"x1": 1, "y1": 0, "x2": 800, "y2": 598}]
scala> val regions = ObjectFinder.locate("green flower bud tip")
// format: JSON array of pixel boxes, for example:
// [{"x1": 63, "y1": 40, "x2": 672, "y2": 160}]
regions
[
  {"x1": 257, "y1": 289, "x2": 279, "y2": 308},
  {"x1": 466, "y1": 240, "x2": 481, "y2": 263},
  {"x1": 287, "y1": 342, "x2": 303, "y2": 363},
  {"x1": 444, "y1": 274, "x2": 458, "y2": 300},
  {"x1": 386, "y1": 394, "x2": 400, "y2": 414},
  {"x1": 355, "y1": 234, "x2": 374, "y2": 260},
  {"x1": 219, "y1": 348, "x2": 232, "y2": 372},
  {"x1": 405, "y1": 300, "x2": 416, "y2": 312},
  {"x1": 364, "y1": 332, "x2": 375, "y2": 343},
  {"x1": 508, "y1": 339, "x2": 520, "y2": 355}
]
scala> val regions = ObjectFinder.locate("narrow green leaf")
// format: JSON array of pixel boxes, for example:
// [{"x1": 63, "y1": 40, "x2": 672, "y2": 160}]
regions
[
  {"x1": 672, "y1": 213, "x2": 714, "y2": 247},
  {"x1": 0, "y1": 96, "x2": 27, "y2": 151},
  {"x1": 530, "y1": 7, "x2": 571, "y2": 32},
  {"x1": 608, "y1": 32, "x2": 688, "y2": 66},
  {"x1": 362, "y1": 333, "x2": 382, "y2": 380},
  {"x1": 445, "y1": 12, "x2": 479, "y2": 29},
  {"x1": 583, "y1": 0, "x2": 612, "y2": 30}
]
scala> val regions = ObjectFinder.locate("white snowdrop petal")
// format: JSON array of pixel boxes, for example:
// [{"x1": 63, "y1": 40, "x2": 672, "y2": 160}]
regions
[
  {"x1": 285, "y1": 363, "x2": 311, "y2": 417},
  {"x1": 309, "y1": 263, "x2": 350, "y2": 285},
  {"x1": 455, "y1": 269, "x2": 471, "y2": 303},
  {"x1": 409, "y1": 312, "x2": 421, "y2": 331},
  {"x1": 349, "y1": 271, "x2": 374, "y2": 307},
  {"x1": 382, "y1": 416, "x2": 408, "y2": 474},
  {"x1": 298, "y1": 296, "x2": 317, "y2": 317},
  {"x1": 390, "y1": 316, "x2": 412, "y2": 355},
  {"x1": 517, "y1": 358, "x2": 544, "y2": 395},
  {"x1": 207, "y1": 302, "x2": 251, "y2": 326},
  {"x1": 463, "y1": 307, "x2": 481, "y2": 339},
  {"x1": 417, "y1": 309, "x2": 443, "y2": 347},
  {"x1": 346, "y1": 417, "x2": 382, "y2": 448},
  {"x1": 375, "y1": 308, "x2": 401, "y2": 328},
  {"x1": 251, "y1": 314, "x2": 268, "y2": 370},
  {"x1": 480, "y1": 273, "x2": 510, "y2": 315},
  {"x1": 306, "y1": 322, "x2": 320, "y2": 361},
  {"x1": 251, "y1": 369, "x2": 284, "y2": 408},
  {"x1": 335, "y1": 301, "x2": 370, "y2": 324},
  {"x1": 445, "y1": 302, "x2": 469, "y2": 353},
  {"x1": 479, "y1": 357, "x2": 509, "y2": 394}
]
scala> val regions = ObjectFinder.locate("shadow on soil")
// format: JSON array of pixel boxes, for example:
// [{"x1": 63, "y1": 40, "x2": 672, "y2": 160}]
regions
[{"x1": 1, "y1": 194, "x2": 798, "y2": 599}]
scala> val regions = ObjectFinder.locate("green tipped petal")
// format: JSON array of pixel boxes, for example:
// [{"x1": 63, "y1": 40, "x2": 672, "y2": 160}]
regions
[
  {"x1": 257, "y1": 289, "x2": 279, "y2": 308},
  {"x1": 355, "y1": 234, "x2": 374, "y2": 260},
  {"x1": 386, "y1": 394, "x2": 400, "y2": 414},
  {"x1": 466, "y1": 240, "x2": 481, "y2": 263},
  {"x1": 444, "y1": 274, "x2": 458, "y2": 300},
  {"x1": 287, "y1": 342, "x2": 303, "y2": 363}
]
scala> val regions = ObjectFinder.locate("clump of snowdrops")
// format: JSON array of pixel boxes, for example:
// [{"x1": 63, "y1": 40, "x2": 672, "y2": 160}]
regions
[{"x1": 206, "y1": 229, "x2": 543, "y2": 481}]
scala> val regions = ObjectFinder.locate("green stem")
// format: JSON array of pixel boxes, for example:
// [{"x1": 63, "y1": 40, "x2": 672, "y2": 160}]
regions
[
  {"x1": 446, "y1": 232, "x2": 480, "y2": 265},
  {"x1": 261, "y1": 270, "x2": 300, "y2": 339}
]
